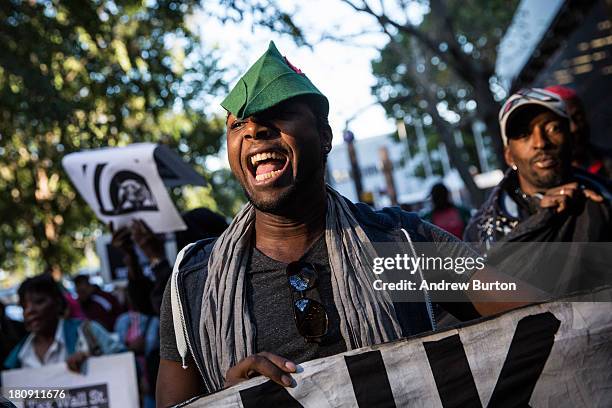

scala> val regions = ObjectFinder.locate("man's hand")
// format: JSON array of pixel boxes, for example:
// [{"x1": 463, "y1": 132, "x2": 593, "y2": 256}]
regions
[
  {"x1": 66, "y1": 351, "x2": 89, "y2": 373},
  {"x1": 540, "y1": 182, "x2": 603, "y2": 213},
  {"x1": 224, "y1": 352, "x2": 297, "y2": 389},
  {"x1": 110, "y1": 223, "x2": 136, "y2": 258},
  {"x1": 130, "y1": 219, "x2": 165, "y2": 263}
]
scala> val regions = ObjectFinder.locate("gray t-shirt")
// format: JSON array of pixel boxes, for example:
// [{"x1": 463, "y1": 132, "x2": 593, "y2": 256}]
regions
[
  {"x1": 159, "y1": 236, "x2": 346, "y2": 363},
  {"x1": 159, "y1": 221, "x2": 480, "y2": 362}
]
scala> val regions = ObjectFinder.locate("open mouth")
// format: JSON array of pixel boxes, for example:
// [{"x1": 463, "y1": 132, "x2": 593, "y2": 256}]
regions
[{"x1": 247, "y1": 149, "x2": 290, "y2": 184}]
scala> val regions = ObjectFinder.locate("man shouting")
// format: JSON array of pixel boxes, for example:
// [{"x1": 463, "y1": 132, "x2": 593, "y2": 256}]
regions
[{"x1": 156, "y1": 42, "x2": 541, "y2": 407}]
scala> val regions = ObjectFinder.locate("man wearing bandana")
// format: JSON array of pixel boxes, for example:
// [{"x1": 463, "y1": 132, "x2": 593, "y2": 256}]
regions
[{"x1": 156, "y1": 42, "x2": 542, "y2": 406}]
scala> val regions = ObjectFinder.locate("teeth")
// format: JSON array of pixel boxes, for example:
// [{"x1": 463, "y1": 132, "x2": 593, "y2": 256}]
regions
[
  {"x1": 255, "y1": 169, "x2": 283, "y2": 181},
  {"x1": 250, "y1": 151, "x2": 285, "y2": 166}
]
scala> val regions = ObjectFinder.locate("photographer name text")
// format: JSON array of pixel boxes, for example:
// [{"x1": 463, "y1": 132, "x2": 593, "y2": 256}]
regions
[{"x1": 372, "y1": 279, "x2": 517, "y2": 292}]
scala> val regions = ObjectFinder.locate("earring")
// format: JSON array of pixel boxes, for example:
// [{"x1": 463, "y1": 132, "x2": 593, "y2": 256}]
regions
[
  {"x1": 323, "y1": 145, "x2": 331, "y2": 153},
  {"x1": 511, "y1": 164, "x2": 518, "y2": 171}
]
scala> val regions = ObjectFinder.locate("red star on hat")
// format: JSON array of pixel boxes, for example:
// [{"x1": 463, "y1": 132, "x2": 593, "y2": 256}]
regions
[{"x1": 284, "y1": 56, "x2": 303, "y2": 74}]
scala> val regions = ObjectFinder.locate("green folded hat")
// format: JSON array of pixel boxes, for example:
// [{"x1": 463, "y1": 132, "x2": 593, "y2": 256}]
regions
[{"x1": 221, "y1": 41, "x2": 329, "y2": 119}]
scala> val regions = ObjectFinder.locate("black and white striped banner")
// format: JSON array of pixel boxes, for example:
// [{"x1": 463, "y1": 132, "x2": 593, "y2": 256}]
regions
[{"x1": 185, "y1": 291, "x2": 612, "y2": 407}]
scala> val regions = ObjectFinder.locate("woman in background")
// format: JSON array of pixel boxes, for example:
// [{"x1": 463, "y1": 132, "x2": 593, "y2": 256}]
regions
[{"x1": 4, "y1": 274, "x2": 124, "y2": 371}]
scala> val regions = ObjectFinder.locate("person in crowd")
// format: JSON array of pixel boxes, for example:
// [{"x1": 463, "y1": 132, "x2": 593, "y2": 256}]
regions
[
  {"x1": 545, "y1": 85, "x2": 610, "y2": 180},
  {"x1": 0, "y1": 301, "x2": 26, "y2": 367},
  {"x1": 115, "y1": 294, "x2": 160, "y2": 408},
  {"x1": 4, "y1": 275, "x2": 124, "y2": 371},
  {"x1": 43, "y1": 265, "x2": 85, "y2": 320},
  {"x1": 74, "y1": 274, "x2": 123, "y2": 332},
  {"x1": 155, "y1": 41, "x2": 544, "y2": 406},
  {"x1": 421, "y1": 183, "x2": 471, "y2": 238},
  {"x1": 111, "y1": 208, "x2": 228, "y2": 315},
  {"x1": 464, "y1": 87, "x2": 611, "y2": 245}
]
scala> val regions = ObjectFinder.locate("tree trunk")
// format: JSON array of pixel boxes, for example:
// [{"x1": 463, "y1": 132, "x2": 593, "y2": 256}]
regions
[
  {"x1": 428, "y1": 0, "x2": 505, "y2": 167},
  {"x1": 425, "y1": 103, "x2": 485, "y2": 206},
  {"x1": 395, "y1": 38, "x2": 487, "y2": 205},
  {"x1": 470, "y1": 75, "x2": 505, "y2": 168}
]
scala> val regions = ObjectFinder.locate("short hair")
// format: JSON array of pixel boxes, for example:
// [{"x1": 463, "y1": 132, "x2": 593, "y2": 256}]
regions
[
  {"x1": 288, "y1": 94, "x2": 332, "y2": 162},
  {"x1": 18, "y1": 274, "x2": 67, "y2": 313},
  {"x1": 73, "y1": 274, "x2": 91, "y2": 286}
]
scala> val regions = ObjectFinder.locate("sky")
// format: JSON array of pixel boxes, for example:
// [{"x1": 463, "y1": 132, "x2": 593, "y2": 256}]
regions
[{"x1": 193, "y1": 1, "x2": 426, "y2": 149}]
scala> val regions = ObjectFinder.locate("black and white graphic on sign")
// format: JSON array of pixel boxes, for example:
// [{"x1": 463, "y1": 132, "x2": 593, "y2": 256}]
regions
[
  {"x1": 62, "y1": 143, "x2": 187, "y2": 233},
  {"x1": 187, "y1": 296, "x2": 612, "y2": 408},
  {"x1": 235, "y1": 313, "x2": 560, "y2": 408},
  {"x1": 110, "y1": 171, "x2": 157, "y2": 213},
  {"x1": 94, "y1": 164, "x2": 158, "y2": 215}
]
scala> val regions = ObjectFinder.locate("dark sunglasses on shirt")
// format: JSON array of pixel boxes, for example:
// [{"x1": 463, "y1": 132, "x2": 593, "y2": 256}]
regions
[{"x1": 286, "y1": 261, "x2": 329, "y2": 342}]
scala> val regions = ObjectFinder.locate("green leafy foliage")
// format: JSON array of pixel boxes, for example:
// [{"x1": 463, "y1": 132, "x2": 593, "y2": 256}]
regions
[
  {"x1": 371, "y1": 0, "x2": 519, "y2": 171},
  {"x1": 210, "y1": 0, "x2": 308, "y2": 46},
  {"x1": 0, "y1": 0, "x2": 241, "y2": 278},
  {"x1": 372, "y1": 0, "x2": 518, "y2": 111}
]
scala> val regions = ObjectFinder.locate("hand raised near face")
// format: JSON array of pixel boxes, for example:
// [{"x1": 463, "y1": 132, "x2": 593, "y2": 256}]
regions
[
  {"x1": 224, "y1": 352, "x2": 297, "y2": 389},
  {"x1": 539, "y1": 182, "x2": 604, "y2": 213},
  {"x1": 130, "y1": 219, "x2": 165, "y2": 262},
  {"x1": 110, "y1": 222, "x2": 135, "y2": 256}
]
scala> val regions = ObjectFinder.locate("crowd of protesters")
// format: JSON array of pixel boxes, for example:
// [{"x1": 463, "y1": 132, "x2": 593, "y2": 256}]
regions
[
  {"x1": 1, "y1": 209, "x2": 228, "y2": 408},
  {"x1": 1, "y1": 41, "x2": 611, "y2": 408}
]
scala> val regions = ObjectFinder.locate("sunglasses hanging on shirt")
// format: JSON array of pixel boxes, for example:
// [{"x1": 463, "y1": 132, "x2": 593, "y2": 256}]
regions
[{"x1": 286, "y1": 261, "x2": 329, "y2": 342}]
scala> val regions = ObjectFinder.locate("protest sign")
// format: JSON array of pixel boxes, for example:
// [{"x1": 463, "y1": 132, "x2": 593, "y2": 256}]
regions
[
  {"x1": 62, "y1": 143, "x2": 188, "y2": 233},
  {"x1": 1, "y1": 352, "x2": 139, "y2": 408},
  {"x1": 185, "y1": 291, "x2": 612, "y2": 407}
]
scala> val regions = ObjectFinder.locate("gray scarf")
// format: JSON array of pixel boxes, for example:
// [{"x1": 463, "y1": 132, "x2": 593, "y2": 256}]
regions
[{"x1": 198, "y1": 186, "x2": 403, "y2": 392}]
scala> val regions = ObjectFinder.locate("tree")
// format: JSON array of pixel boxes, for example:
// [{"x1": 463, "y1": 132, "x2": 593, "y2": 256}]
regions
[
  {"x1": 372, "y1": 35, "x2": 489, "y2": 203},
  {"x1": 334, "y1": 0, "x2": 517, "y2": 204},
  {"x1": 208, "y1": 0, "x2": 308, "y2": 45},
  {"x1": 341, "y1": 0, "x2": 519, "y2": 165},
  {"x1": 207, "y1": 0, "x2": 519, "y2": 204},
  {"x1": 0, "y1": 0, "x2": 234, "y2": 276}
]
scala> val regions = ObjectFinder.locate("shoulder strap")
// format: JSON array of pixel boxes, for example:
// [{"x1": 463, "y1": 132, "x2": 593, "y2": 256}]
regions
[
  {"x1": 170, "y1": 243, "x2": 197, "y2": 369},
  {"x1": 171, "y1": 238, "x2": 214, "y2": 377}
]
